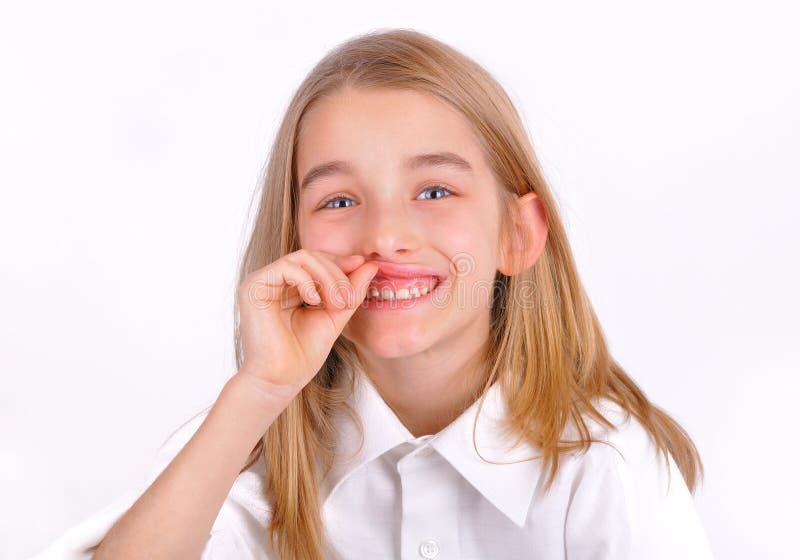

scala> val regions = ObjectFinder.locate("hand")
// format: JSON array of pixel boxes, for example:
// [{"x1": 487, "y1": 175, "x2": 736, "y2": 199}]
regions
[{"x1": 236, "y1": 249, "x2": 378, "y2": 395}]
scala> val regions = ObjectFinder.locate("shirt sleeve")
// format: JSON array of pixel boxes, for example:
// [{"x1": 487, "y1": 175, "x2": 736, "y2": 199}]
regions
[
  {"x1": 564, "y1": 417, "x2": 715, "y2": 560},
  {"x1": 28, "y1": 407, "x2": 252, "y2": 559}
]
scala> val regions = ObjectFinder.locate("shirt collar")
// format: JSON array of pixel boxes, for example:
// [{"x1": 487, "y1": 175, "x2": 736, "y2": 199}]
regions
[{"x1": 320, "y1": 362, "x2": 544, "y2": 528}]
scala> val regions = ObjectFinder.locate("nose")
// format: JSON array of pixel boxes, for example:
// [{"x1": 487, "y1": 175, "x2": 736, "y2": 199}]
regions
[{"x1": 358, "y1": 198, "x2": 424, "y2": 260}]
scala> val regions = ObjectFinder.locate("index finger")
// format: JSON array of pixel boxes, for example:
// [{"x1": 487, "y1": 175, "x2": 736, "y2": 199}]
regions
[{"x1": 311, "y1": 251, "x2": 365, "y2": 274}]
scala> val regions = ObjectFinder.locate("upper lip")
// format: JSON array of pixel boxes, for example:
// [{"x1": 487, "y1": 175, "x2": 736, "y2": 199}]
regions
[{"x1": 369, "y1": 261, "x2": 446, "y2": 281}]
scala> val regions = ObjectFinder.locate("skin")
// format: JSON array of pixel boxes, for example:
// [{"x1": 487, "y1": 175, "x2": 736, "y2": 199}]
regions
[{"x1": 296, "y1": 86, "x2": 548, "y2": 437}]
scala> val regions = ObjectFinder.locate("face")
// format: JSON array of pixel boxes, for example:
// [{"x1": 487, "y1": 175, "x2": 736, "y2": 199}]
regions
[{"x1": 295, "y1": 86, "x2": 505, "y2": 360}]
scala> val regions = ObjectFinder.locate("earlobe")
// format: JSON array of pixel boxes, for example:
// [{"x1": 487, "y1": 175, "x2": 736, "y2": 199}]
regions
[{"x1": 498, "y1": 192, "x2": 549, "y2": 276}]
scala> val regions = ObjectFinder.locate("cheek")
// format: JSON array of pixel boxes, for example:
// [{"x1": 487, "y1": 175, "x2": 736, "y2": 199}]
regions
[
  {"x1": 298, "y1": 220, "x2": 352, "y2": 252},
  {"x1": 430, "y1": 213, "x2": 497, "y2": 265}
]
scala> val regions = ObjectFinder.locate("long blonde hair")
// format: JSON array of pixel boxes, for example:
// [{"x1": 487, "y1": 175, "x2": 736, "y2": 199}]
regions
[{"x1": 232, "y1": 28, "x2": 704, "y2": 559}]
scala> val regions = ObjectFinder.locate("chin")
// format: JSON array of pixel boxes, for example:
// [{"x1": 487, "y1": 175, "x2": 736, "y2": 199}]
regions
[{"x1": 343, "y1": 326, "x2": 436, "y2": 360}]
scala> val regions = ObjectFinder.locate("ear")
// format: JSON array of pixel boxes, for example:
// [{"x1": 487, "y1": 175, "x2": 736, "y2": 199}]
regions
[{"x1": 497, "y1": 192, "x2": 549, "y2": 276}]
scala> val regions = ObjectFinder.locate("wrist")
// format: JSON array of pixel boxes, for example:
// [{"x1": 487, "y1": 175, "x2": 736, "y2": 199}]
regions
[
  {"x1": 228, "y1": 366, "x2": 301, "y2": 409},
  {"x1": 211, "y1": 370, "x2": 299, "y2": 440}
]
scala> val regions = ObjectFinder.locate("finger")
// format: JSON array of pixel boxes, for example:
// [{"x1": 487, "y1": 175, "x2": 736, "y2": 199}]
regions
[
  {"x1": 290, "y1": 250, "x2": 366, "y2": 308},
  {"x1": 245, "y1": 260, "x2": 321, "y2": 307},
  {"x1": 284, "y1": 263, "x2": 325, "y2": 307},
  {"x1": 349, "y1": 260, "x2": 381, "y2": 307},
  {"x1": 286, "y1": 251, "x2": 348, "y2": 310},
  {"x1": 310, "y1": 251, "x2": 357, "y2": 307},
  {"x1": 330, "y1": 261, "x2": 380, "y2": 329},
  {"x1": 311, "y1": 251, "x2": 365, "y2": 275}
]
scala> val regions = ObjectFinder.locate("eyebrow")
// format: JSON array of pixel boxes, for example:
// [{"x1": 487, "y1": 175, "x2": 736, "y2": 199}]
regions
[{"x1": 300, "y1": 151, "x2": 473, "y2": 190}]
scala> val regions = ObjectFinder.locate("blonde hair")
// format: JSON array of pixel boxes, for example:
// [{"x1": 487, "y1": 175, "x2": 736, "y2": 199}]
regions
[{"x1": 232, "y1": 28, "x2": 704, "y2": 559}]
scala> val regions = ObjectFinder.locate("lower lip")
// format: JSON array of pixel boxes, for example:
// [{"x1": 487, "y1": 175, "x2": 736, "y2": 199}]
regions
[{"x1": 360, "y1": 277, "x2": 446, "y2": 312}]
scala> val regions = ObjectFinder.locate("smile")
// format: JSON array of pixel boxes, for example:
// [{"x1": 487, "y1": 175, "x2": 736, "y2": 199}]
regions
[
  {"x1": 366, "y1": 276, "x2": 441, "y2": 301},
  {"x1": 361, "y1": 274, "x2": 448, "y2": 311}
]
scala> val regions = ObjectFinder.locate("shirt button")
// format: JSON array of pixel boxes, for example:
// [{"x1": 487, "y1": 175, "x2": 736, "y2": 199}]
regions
[{"x1": 419, "y1": 539, "x2": 440, "y2": 558}]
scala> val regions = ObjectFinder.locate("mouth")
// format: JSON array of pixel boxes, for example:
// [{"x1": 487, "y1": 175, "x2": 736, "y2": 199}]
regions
[
  {"x1": 359, "y1": 260, "x2": 449, "y2": 310},
  {"x1": 365, "y1": 274, "x2": 443, "y2": 302}
]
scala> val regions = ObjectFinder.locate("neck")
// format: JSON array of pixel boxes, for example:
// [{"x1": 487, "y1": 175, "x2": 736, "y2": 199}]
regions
[{"x1": 354, "y1": 329, "x2": 493, "y2": 438}]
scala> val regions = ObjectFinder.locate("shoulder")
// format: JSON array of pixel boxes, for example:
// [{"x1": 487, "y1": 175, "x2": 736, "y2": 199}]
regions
[
  {"x1": 559, "y1": 397, "x2": 657, "y2": 473},
  {"x1": 561, "y1": 397, "x2": 714, "y2": 559},
  {"x1": 569, "y1": 397, "x2": 683, "y2": 503},
  {"x1": 583, "y1": 398, "x2": 658, "y2": 467}
]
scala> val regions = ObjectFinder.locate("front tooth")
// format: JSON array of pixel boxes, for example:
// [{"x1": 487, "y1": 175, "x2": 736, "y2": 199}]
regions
[{"x1": 369, "y1": 282, "x2": 436, "y2": 301}]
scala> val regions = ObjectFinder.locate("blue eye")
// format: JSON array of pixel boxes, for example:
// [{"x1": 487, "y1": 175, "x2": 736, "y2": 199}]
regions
[
  {"x1": 416, "y1": 185, "x2": 453, "y2": 201},
  {"x1": 320, "y1": 185, "x2": 453, "y2": 210},
  {"x1": 321, "y1": 195, "x2": 356, "y2": 209}
]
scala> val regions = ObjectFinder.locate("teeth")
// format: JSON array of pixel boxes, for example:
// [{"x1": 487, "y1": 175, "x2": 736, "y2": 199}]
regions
[{"x1": 368, "y1": 280, "x2": 437, "y2": 301}]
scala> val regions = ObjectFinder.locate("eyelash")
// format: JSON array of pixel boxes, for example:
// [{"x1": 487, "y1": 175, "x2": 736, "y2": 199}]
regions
[{"x1": 319, "y1": 185, "x2": 454, "y2": 210}]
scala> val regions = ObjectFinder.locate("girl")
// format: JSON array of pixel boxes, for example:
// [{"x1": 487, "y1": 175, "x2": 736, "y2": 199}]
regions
[{"x1": 34, "y1": 28, "x2": 713, "y2": 559}]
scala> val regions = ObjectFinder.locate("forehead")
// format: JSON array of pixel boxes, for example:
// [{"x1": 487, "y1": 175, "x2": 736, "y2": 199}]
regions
[{"x1": 295, "y1": 87, "x2": 488, "y2": 178}]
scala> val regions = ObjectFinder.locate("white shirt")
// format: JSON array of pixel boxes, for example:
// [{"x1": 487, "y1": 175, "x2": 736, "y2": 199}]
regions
[{"x1": 31, "y1": 365, "x2": 715, "y2": 559}]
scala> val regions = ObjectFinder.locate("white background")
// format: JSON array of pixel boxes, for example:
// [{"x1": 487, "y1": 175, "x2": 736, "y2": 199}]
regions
[{"x1": 2, "y1": 1, "x2": 798, "y2": 558}]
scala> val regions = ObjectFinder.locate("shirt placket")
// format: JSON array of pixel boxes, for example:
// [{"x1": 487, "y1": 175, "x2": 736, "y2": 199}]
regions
[{"x1": 397, "y1": 442, "x2": 460, "y2": 560}]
